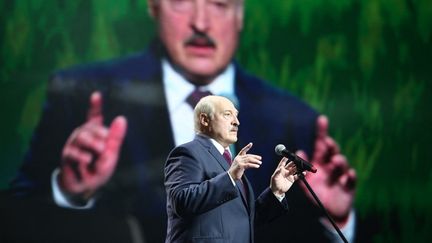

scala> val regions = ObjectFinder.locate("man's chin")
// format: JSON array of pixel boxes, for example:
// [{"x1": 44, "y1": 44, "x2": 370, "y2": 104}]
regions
[
  {"x1": 229, "y1": 137, "x2": 238, "y2": 143},
  {"x1": 185, "y1": 60, "x2": 219, "y2": 73},
  {"x1": 181, "y1": 62, "x2": 224, "y2": 84}
]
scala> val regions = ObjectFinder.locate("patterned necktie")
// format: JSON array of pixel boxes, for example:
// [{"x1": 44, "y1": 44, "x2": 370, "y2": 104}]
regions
[
  {"x1": 223, "y1": 149, "x2": 232, "y2": 166},
  {"x1": 186, "y1": 88, "x2": 212, "y2": 108}
]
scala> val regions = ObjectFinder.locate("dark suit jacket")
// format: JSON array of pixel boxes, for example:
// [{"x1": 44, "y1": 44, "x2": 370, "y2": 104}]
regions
[
  {"x1": 7, "y1": 42, "x2": 331, "y2": 242},
  {"x1": 164, "y1": 135, "x2": 288, "y2": 243}
]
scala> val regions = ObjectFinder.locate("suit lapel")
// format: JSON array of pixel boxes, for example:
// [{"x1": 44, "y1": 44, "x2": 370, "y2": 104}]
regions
[
  {"x1": 196, "y1": 136, "x2": 230, "y2": 171},
  {"x1": 236, "y1": 179, "x2": 250, "y2": 211},
  {"x1": 196, "y1": 136, "x2": 251, "y2": 209},
  {"x1": 243, "y1": 176, "x2": 255, "y2": 214}
]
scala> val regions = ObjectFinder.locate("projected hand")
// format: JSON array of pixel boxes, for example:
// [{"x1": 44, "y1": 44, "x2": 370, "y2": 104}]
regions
[
  {"x1": 58, "y1": 91, "x2": 127, "y2": 202},
  {"x1": 297, "y1": 115, "x2": 356, "y2": 228}
]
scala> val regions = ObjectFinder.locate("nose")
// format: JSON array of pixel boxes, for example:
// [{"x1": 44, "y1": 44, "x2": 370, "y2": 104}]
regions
[
  {"x1": 190, "y1": 0, "x2": 210, "y2": 32},
  {"x1": 232, "y1": 115, "x2": 240, "y2": 126}
]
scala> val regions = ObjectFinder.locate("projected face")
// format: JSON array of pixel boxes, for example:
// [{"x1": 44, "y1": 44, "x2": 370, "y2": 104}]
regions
[{"x1": 149, "y1": 0, "x2": 244, "y2": 84}]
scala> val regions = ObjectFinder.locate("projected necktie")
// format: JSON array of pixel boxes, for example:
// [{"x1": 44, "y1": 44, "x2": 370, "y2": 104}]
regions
[{"x1": 186, "y1": 88, "x2": 212, "y2": 108}]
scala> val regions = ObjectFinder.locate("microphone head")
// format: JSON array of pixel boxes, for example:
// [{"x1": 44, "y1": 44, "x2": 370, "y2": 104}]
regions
[{"x1": 275, "y1": 144, "x2": 286, "y2": 156}]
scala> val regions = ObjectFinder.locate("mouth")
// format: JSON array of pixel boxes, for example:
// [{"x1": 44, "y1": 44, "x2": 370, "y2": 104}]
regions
[
  {"x1": 185, "y1": 45, "x2": 215, "y2": 56},
  {"x1": 188, "y1": 37, "x2": 215, "y2": 47},
  {"x1": 184, "y1": 34, "x2": 216, "y2": 56}
]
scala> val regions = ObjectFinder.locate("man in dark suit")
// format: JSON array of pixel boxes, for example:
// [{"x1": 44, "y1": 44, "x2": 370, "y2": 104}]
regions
[
  {"x1": 165, "y1": 95, "x2": 299, "y2": 242},
  {"x1": 5, "y1": 0, "x2": 357, "y2": 242}
]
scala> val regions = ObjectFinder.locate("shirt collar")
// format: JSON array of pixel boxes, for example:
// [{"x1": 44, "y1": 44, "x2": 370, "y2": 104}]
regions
[
  {"x1": 162, "y1": 59, "x2": 235, "y2": 113},
  {"x1": 196, "y1": 134, "x2": 229, "y2": 156}
]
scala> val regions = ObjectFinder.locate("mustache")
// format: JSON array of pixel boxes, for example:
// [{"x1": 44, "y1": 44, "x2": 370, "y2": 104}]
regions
[{"x1": 184, "y1": 32, "x2": 216, "y2": 47}]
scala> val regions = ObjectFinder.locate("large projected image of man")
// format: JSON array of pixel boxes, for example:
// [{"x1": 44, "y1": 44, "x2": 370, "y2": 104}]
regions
[{"x1": 7, "y1": 0, "x2": 357, "y2": 242}]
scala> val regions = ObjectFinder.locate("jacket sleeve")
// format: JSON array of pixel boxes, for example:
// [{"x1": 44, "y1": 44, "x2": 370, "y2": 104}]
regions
[{"x1": 254, "y1": 187, "x2": 289, "y2": 227}]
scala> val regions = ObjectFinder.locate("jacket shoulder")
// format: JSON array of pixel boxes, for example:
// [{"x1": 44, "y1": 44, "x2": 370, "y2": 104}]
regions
[
  {"x1": 53, "y1": 50, "x2": 160, "y2": 82},
  {"x1": 46, "y1": 49, "x2": 163, "y2": 103},
  {"x1": 235, "y1": 64, "x2": 318, "y2": 118}
]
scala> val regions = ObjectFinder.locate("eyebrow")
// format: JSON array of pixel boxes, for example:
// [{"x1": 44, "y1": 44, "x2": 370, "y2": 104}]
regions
[{"x1": 223, "y1": 109, "x2": 239, "y2": 115}]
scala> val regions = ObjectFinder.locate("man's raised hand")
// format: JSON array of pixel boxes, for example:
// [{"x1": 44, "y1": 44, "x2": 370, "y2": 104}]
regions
[
  {"x1": 59, "y1": 91, "x2": 127, "y2": 201},
  {"x1": 228, "y1": 143, "x2": 262, "y2": 180}
]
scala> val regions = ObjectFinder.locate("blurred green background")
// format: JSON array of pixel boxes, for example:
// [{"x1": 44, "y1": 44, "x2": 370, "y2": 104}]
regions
[{"x1": 1, "y1": 0, "x2": 431, "y2": 241}]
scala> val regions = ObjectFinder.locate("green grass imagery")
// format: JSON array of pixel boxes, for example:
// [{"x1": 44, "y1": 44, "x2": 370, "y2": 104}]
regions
[{"x1": 1, "y1": 0, "x2": 431, "y2": 241}]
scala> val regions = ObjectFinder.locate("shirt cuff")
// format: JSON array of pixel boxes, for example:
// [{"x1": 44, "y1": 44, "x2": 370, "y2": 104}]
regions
[
  {"x1": 272, "y1": 192, "x2": 285, "y2": 202},
  {"x1": 320, "y1": 209, "x2": 356, "y2": 243},
  {"x1": 51, "y1": 168, "x2": 95, "y2": 209},
  {"x1": 226, "y1": 171, "x2": 237, "y2": 186}
]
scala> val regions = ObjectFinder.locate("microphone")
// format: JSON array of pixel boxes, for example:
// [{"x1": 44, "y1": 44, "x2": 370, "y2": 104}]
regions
[{"x1": 275, "y1": 144, "x2": 317, "y2": 173}]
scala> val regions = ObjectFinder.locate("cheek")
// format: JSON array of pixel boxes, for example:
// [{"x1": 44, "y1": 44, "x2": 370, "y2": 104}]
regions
[
  {"x1": 224, "y1": 123, "x2": 232, "y2": 132},
  {"x1": 223, "y1": 36, "x2": 238, "y2": 60},
  {"x1": 213, "y1": 22, "x2": 239, "y2": 60},
  {"x1": 159, "y1": 14, "x2": 189, "y2": 47}
]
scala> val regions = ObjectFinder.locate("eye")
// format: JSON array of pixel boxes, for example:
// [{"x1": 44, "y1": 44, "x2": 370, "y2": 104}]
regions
[
  {"x1": 210, "y1": 0, "x2": 229, "y2": 9},
  {"x1": 169, "y1": 0, "x2": 193, "y2": 12},
  {"x1": 171, "y1": 0, "x2": 192, "y2": 3},
  {"x1": 207, "y1": 0, "x2": 233, "y2": 16},
  {"x1": 223, "y1": 111, "x2": 233, "y2": 119}
]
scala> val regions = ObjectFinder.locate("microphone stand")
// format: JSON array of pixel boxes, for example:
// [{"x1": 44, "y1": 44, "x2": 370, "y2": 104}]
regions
[{"x1": 297, "y1": 172, "x2": 348, "y2": 243}]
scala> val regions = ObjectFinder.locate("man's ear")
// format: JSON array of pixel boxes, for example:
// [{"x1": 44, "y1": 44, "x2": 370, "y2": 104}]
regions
[
  {"x1": 200, "y1": 113, "x2": 210, "y2": 127},
  {"x1": 147, "y1": 0, "x2": 159, "y2": 18}
]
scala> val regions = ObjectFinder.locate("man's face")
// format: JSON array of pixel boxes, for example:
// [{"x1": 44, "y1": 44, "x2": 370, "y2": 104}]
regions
[
  {"x1": 207, "y1": 97, "x2": 239, "y2": 147},
  {"x1": 151, "y1": 0, "x2": 244, "y2": 83}
]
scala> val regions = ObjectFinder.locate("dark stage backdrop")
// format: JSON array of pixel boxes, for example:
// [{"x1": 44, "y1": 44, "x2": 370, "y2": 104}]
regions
[{"x1": 1, "y1": 0, "x2": 431, "y2": 241}]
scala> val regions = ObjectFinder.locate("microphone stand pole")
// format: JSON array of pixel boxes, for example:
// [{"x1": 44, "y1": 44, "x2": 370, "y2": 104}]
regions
[{"x1": 297, "y1": 173, "x2": 348, "y2": 243}]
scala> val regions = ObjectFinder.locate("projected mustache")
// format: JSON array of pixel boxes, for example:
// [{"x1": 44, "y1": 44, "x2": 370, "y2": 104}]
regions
[{"x1": 184, "y1": 32, "x2": 216, "y2": 47}]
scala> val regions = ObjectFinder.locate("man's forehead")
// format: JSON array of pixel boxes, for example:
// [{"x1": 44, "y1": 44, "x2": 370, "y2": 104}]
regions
[
  {"x1": 222, "y1": 107, "x2": 238, "y2": 115},
  {"x1": 221, "y1": 102, "x2": 238, "y2": 114},
  {"x1": 218, "y1": 98, "x2": 234, "y2": 107}
]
